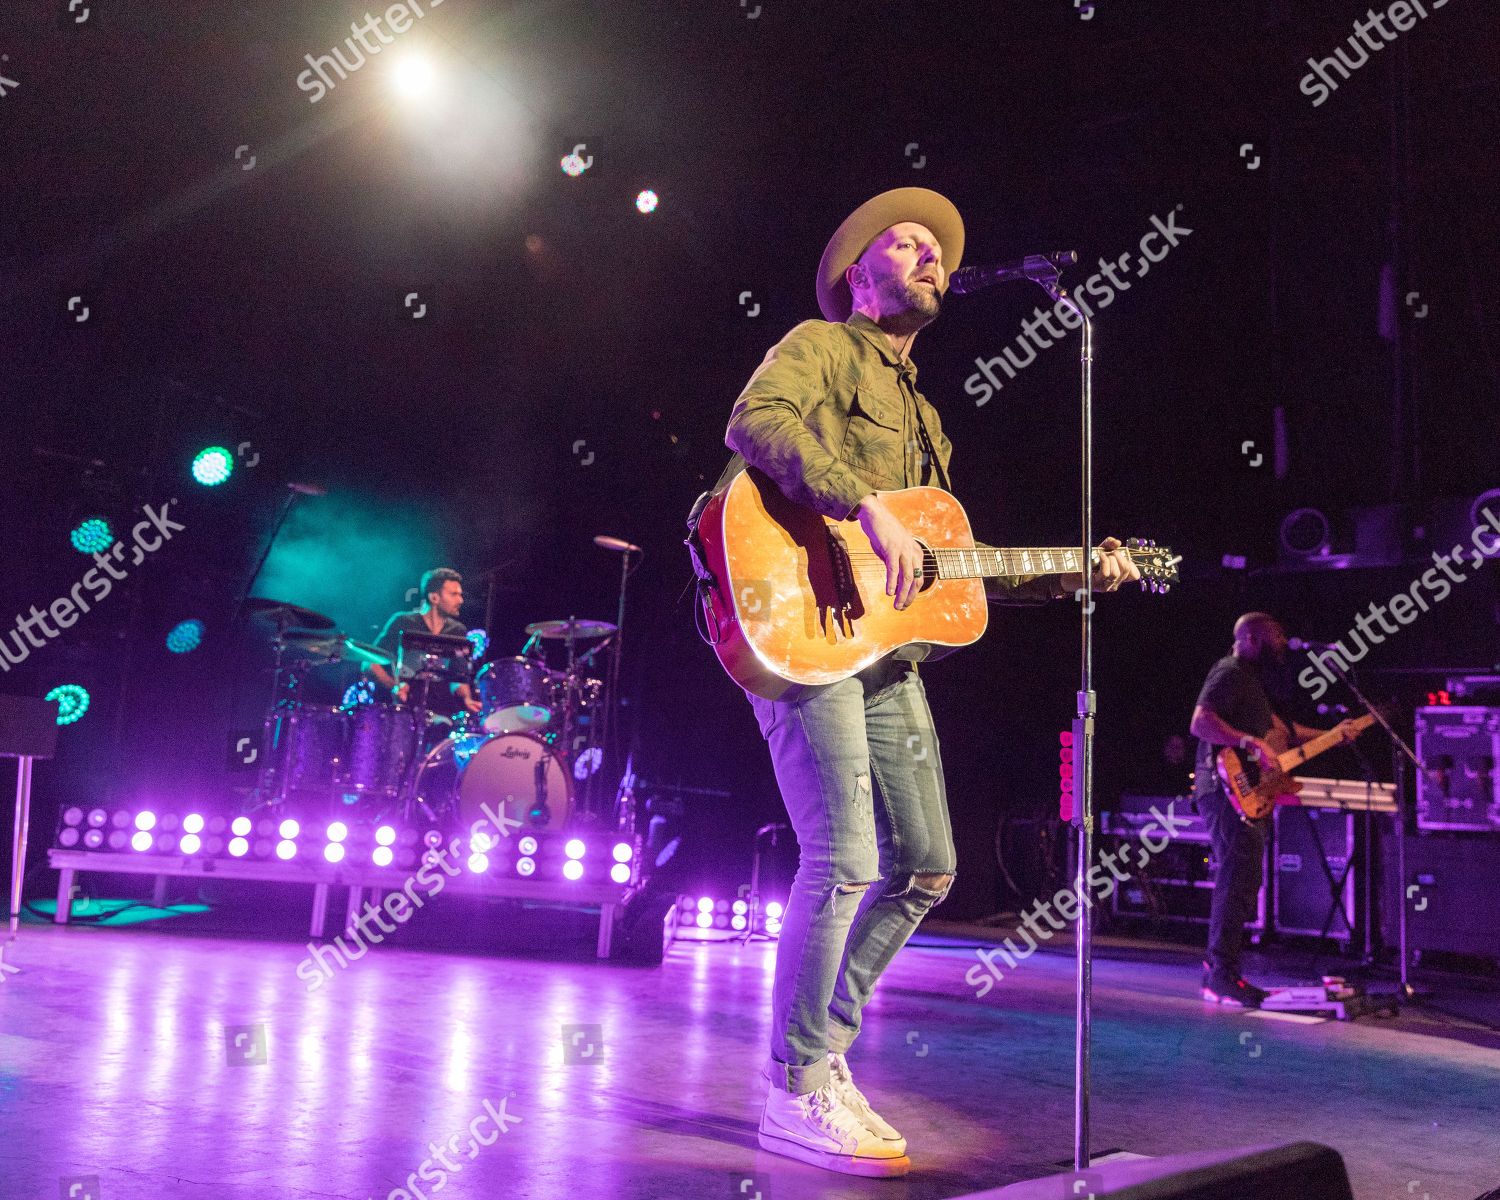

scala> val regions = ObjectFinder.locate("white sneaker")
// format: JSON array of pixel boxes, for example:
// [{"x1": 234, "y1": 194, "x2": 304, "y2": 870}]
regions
[
  {"x1": 758, "y1": 1081, "x2": 910, "y2": 1177},
  {"x1": 827, "y1": 1052, "x2": 906, "y2": 1154}
]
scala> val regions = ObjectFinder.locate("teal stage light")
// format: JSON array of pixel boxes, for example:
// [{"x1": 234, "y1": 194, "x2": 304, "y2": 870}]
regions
[
  {"x1": 70, "y1": 517, "x2": 114, "y2": 554},
  {"x1": 45, "y1": 684, "x2": 91, "y2": 726},
  {"x1": 191, "y1": 446, "x2": 234, "y2": 487},
  {"x1": 166, "y1": 619, "x2": 205, "y2": 654}
]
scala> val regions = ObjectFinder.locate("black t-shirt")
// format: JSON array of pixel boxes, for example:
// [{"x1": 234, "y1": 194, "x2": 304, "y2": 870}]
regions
[
  {"x1": 373, "y1": 610, "x2": 468, "y2": 682},
  {"x1": 1192, "y1": 654, "x2": 1296, "y2": 797}
]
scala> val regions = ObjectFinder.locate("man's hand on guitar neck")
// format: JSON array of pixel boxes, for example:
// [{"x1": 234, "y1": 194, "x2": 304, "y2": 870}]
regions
[
  {"x1": 1057, "y1": 536, "x2": 1142, "y2": 595},
  {"x1": 858, "y1": 494, "x2": 926, "y2": 611}
]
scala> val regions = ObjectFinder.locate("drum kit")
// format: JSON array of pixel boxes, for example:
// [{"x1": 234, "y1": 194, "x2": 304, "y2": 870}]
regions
[{"x1": 245, "y1": 597, "x2": 618, "y2": 836}]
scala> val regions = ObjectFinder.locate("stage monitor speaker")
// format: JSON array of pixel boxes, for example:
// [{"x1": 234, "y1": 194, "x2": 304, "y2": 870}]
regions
[
  {"x1": 960, "y1": 1141, "x2": 1353, "y2": 1200},
  {"x1": 1382, "y1": 831, "x2": 1500, "y2": 959}
]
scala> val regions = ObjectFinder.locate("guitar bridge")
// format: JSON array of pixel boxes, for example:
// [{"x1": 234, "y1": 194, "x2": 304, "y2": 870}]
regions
[{"x1": 825, "y1": 526, "x2": 859, "y2": 632}]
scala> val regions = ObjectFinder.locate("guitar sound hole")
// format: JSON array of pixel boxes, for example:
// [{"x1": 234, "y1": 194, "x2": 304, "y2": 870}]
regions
[{"x1": 917, "y1": 544, "x2": 938, "y2": 592}]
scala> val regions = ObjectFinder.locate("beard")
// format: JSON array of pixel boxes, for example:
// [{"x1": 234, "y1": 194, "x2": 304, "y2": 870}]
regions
[{"x1": 877, "y1": 277, "x2": 940, "y2": 330}]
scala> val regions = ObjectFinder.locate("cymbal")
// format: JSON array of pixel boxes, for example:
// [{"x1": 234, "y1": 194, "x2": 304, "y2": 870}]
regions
[
  {"x1": 342, "y1": 638, "x2": 392, "y2": 667},
  {"x1": 278, "y1": 628, "x2": 393, "y2": 668},
  {"x1": 245, "y1": 597, "x2": 336, "y2": 631},
  {"x1": 525, "y1": 618, "x2": 617, "y2": 641}
]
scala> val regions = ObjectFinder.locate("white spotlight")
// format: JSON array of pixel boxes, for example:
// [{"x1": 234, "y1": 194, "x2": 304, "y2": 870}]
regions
[{"x1": 390, "y1": 53, "x2": 438, "y2": 100}]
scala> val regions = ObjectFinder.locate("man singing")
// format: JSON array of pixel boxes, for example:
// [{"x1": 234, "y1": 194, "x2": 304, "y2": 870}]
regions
[
  {"x1": 722, "y1": 187, "x2": 1139, "y2": 1176},
  {"x1": 1189, "y1": 612, "x2": 1358, "y2": 1007}
]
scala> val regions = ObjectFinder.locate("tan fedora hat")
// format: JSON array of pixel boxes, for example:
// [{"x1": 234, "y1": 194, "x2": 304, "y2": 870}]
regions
[{"x1": 816, "y1": 187, "x2": 965, "y2": 323}]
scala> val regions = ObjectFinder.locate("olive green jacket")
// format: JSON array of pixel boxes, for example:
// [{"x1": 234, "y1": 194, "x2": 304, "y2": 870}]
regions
[{"x1": 724, "y1": 313, "x2": 1060, "y2": 603}]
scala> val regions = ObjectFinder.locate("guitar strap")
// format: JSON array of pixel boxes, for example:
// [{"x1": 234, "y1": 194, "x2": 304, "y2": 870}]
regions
[{"x1": 907, "y1": 388, "x2": 951, "y2": 493}]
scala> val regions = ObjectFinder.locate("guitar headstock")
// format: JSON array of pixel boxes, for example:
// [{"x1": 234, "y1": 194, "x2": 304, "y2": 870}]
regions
[{"x1": 1124, "y1": 539, "x2": 1180, "y2": 594}]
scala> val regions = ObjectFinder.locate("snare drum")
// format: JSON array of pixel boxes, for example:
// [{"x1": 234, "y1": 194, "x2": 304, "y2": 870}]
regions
[{"x1": 476, "y1": 657, "x2": 553, "y2": 733}]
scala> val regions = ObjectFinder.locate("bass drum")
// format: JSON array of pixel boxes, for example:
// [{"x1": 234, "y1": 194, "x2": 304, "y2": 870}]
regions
[{"x1": 455, "y1": 733, "x2": 573, "y2": 832}]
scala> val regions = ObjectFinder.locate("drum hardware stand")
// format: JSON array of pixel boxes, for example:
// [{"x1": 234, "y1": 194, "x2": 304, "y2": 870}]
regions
[
  {"x1": 229, "y1": 483, "x2": 324, "y2": 747},
  {"x1": 737, "y1": 822, "x2": 790, "y2": 944},
  {"x1": 393, "y1": 631, "x2": 475, "y2": 825},
  {"x1": 594, "y1": 539, "x2": 642, "y2": 824}
]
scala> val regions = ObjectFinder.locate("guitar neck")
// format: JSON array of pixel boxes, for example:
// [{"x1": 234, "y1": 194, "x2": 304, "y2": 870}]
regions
[
  {"x1": 938, "y1": 545, "x2": 1092, "y2": 580},
  {"x1": 1277, "y1": 714, "x2": 1376, "y2": 772}
]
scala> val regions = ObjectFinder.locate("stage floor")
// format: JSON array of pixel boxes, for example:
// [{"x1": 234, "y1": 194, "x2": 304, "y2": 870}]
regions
[{"x1": 2, "y1": 920, "x2": 1497, "y2": 1200}]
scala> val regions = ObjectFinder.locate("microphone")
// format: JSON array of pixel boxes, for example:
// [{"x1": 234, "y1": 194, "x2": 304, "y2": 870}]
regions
[
  {"x1": 594, "y1": 535, "x2": 641, "y2": 554},
  {"x1": 287, "y1": 481, "x2": 327, "y2": 496},
  {"x1": 1288, "y1": 636, "x2": 1334, "y2": 652},
  {"x1": 948, "y1": 251, "x2": 1079, "y2": 295}
]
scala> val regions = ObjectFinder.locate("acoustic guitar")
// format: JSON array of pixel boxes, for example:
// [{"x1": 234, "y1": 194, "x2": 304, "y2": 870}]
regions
[{"x1": 690, "y1": 468, "x2": 1179, "y2": 699}]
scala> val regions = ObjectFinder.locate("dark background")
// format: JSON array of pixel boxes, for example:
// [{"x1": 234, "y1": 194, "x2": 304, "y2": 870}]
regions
[{"x1": 2, "y1": 0, "x2": 1496, "y2": 920}]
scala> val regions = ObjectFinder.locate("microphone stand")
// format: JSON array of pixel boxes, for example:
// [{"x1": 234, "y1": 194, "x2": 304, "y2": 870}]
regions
[
  {"x1": 1316, "y1": 656, "x2": 1427, "y2": 1000},
  {"x1": 1025, "y1": 265, "x2": 1096, "y2": 1172}
]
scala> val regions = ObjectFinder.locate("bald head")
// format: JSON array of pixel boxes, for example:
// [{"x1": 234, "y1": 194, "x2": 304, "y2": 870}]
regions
[{"x1": 1233, "y1": 612, "x2": 1287, "y2": 664}]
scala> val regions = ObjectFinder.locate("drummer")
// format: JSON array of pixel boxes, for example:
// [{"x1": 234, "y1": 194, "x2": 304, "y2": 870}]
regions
[{"x1": 367, "y1": 567, "x2": 482, "y2": 714}]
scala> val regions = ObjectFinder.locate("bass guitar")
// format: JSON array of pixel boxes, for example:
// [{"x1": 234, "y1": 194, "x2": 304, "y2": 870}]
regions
[{"x1": 1216, "y1": 712, "x2": 1378, "y2": 821}]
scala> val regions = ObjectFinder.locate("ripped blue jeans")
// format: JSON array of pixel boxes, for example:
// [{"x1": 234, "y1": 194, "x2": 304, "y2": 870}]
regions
[{"x1": 748, "y1": 657, "x2": 956, "y2": 1095}]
